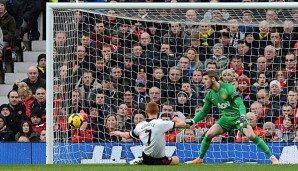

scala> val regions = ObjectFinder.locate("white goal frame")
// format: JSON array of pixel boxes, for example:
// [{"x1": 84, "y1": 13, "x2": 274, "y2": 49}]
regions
[{"x1": 46, "y1": 2, "x2": 298, "y2": 164}]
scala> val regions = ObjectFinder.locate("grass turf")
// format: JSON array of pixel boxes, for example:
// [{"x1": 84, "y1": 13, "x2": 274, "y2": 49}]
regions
[{"x1": 0, "y1": 164, "x2": 297, "y2": 171}]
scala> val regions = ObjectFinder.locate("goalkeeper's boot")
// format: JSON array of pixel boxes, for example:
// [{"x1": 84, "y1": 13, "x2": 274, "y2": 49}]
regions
[
  {"x1": 270, "y1": 155, "x2": 279, "y2": 164},
  {"x1": 185, "y1": 158, "x2": 203, "y2": 164},
  {"x1": 129, "y1": 156, "x2": 143, "y2": 165}
]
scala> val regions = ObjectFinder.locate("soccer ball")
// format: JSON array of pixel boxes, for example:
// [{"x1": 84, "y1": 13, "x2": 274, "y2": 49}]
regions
[{"x1": 68, "y1": 113, "x2": 84, "y2": 128}]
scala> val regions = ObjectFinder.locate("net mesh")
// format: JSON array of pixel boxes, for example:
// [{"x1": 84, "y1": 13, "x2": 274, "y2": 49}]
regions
[{"x1": 51, "y1": 7, "x2": 298, "y2": 164}]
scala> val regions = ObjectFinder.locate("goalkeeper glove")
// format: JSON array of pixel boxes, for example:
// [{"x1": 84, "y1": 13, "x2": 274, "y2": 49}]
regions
[{"x1": 240, "y1": 115, "x2": 247, "y2": 128}]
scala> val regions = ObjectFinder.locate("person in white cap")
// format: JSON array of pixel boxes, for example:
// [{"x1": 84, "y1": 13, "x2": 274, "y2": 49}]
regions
[{"x1": 269, "y1": 80, "x2": 287, "y2": 107}]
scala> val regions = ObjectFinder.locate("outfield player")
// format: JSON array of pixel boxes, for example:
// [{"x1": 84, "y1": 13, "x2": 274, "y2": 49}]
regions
[
  {"x1": 110, "y1": 102, "x2": 186, "y2": 165},
  {"x1": 185, "y1": 70, "x2": 279, "y2": 164}
]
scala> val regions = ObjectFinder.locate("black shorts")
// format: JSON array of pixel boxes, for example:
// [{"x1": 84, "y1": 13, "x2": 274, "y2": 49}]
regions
[{"x1": 142, "y1": 152, "x2": 172, "y2": 165}]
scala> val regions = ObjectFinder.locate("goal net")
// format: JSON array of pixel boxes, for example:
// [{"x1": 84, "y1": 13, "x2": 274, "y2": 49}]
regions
[{"x1": 47, "y1": 2, "x2": 298, "y2": 164}]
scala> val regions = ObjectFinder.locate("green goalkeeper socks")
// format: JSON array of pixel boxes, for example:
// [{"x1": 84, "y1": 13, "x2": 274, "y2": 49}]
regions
[
  {"x1": 252, "y1": 136, "x2": 273, "y2": 157},
  {"x1": 199, "y1": 136, "x2": 212, "y2": 159}
]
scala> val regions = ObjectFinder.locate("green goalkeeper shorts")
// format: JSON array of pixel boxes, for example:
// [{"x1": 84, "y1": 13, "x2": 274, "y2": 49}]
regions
[{"x1": 216, "y1": 116, "x2": 250, "y2": 133}]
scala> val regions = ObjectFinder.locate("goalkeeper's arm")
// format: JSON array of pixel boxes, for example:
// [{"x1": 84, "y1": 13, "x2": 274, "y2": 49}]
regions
[{"x1": 187, "y1": 99, "x2": 212, "y2": 126}]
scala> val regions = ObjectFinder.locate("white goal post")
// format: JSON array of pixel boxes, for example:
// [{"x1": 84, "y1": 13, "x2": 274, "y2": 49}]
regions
[{"x1": 46, "y1": 2, "x2": 298, "y2": 164}]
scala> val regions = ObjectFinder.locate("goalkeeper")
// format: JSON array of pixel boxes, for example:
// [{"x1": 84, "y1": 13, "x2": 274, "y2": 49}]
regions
[{"x1": 185, "y1": 71, "x2": 278, "y2": 164}]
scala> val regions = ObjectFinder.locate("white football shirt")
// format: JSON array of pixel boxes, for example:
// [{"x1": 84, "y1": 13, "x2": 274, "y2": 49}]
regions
[{"x1": 130, "y1": 118, "x2": 175, "y2": 158}]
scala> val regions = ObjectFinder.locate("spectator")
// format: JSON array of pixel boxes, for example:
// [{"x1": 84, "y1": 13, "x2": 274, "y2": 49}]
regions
[
  {"x1": 284, "y1": 52, "x2": 298, "y2": 89},
  {"x1": 179, "y1": 129, "x2": 197, "y2": 143},
  {"x1": 184, "y1": 9, "x2": 198, "y2": 36},
  {"x1": 93, "y1": 56, "x2": 110, "y2": 83},
  {"x1": 39, "y1": 129, "x2": 46, "y2": 142},
  {"x1": 162, "y1": 22, "x2": 189, "y2": 55},
  {"x1": 239, "y1": 10, "x2": 258, "y2": 33},
  {"x1": 220, "y1": 69, "x2": 237, "y2": 89},
  {"x1": 177, "y1": 55, "x2": 193, "y2": 82},
  {"x1": 15, "y1": 120, "x2": 39, "y2": 142},
  {"x1": 160, "y1": 101, "x2": 185, "y2": 121},
  {"x1": 90, "y1": 19, "x2": 110, "y2": 50},
  {"x1": 183, "y1": 48, "x2": 205, "y2": 71},
  {"x1": 274, "y1": 69, "x2": 288, "y2": 93},
  {"x1": 162, "y1": 66, "x2": 182, "y2": 102},
  {"x1": 0, "y1": 114, "x2": 14, "y2": 141},
  {"x1": 263, "y1": 45, "x2": 281, "y2": 74},
  {"x1": 190, "y1": 69, "x2": 205, "y2": 98},
  {"x1": 269, "y1": 80, "x2": 287, "y2": 107},
  {"x1": 227, "y1": 18, "x2": 244, "y2": 49},
  {"x1": 244, "y1": 32, "x2": 259, "y2": 56},
  {"x1": 36, "y1": 54, "x2": 46, "y2": 80},
  {"x1": 97, "y1": 113, "x2": 121, "y2": 142},
  {"x1": 235, "y1": 112, "x2": 264, "y2": 143},
  {"x1": 269, "y1": 32, "x2": 286, "y2": 62},
  {"x1": 140, "y1": 32, "x2": 158, "y2": 62},
  {"x1": 188, "y1": 33, "x2": 209, "y2": 63},
  {"x1": 101, "y1": 44, "x2": 113, "y2": 68},
  {"x1": 275, "y1": 104, "x2": 296, "y2": 129},
  {"x1": 68, "y1": 45, "x2": 95, "y2": 85},
  {"x1": 276, "y1": 115, "x2": 295, "y2": 142},
  {"x1": 133, "y1": 79, "x2": 149, "y2": 106},
  {"x1": 110, "y1": 66, "x2": 129, "y2": 101},
  {"x1": 30, "y1": 87, "x2": 46, "y2": 120},
  {"x1": 0, "y1": 0, "x2": 16, "y2": 57},
  {"x1": 17, "y1": 82, "x2": 34, "y2": 120},
  {"x1": 5, "y1": 90, "x2": 26, "y2": 135},
  {"x1": 130, "y1": 110, "x2": 146, "y2": 130},
  {"x1": 69, "y1": 89, "x2": 84, "y2": 114},
  {"x1": 160, "y1": 113, "x2": 179, "y2": 142},
  {"x1": 205, "y1": 43, "x2": 229, "y2": 74},
  {"x1": 116, "y1": 103, "x2": 131, "y2": 132},
  {"x1": 80, "y1": 33, "x2": 98, "y2": 63},
  {"x1": 122, "y1": 53, "x2": 136, "y2": 87},
  {"x1": 181, "y1": 82, "x2": 202, "y2": 106},
  {"x1": 257, "y1": 20, "x2": 270, "y2": 54},
  {"x1": 13, "y1": 66, "x2": 46, "y2": 94},
  {"x1": 265, "y1": 9, "x2": 283, "y2": 32},
  {"x1": 74, "y1": 69, "x2": 102, "y2": 106},
  {"x1": 287, "y1": 90, "x2": 298, "y2": 116},
  {"x1": 236, "y1": 40, "x2": 257, "y2": 69},
  {"x1": 175, "y1": 90, "x2": 192, "y2": 117},
  {"x1": 250, "y1": 101, "x2": 264, "y2": 126},
  {"x1": 256, "y1": 89, "x2": 280, "y2": 123},
  {"x1": 237, "y1": 75, "x2": 252, "y2": 108},
  {"x1": 282, "y1": 20, "x2": 298, "y2": 50},
  {"x1": 6, "y1": 0, "x2": 34, "y2": 50},
  {"x1": 117, "y1": 19, "x2": 133, "y2": 49},
  {"x1": 149, "y1": 87, "x2": 164, "y2": 105},
  {"x1": 262, "y1": 122, "x2": 282, "y2": 142},
  {"x1": 229, "y1": 55, "x2": 247, "y2": 77},
  {"x1": 249, "y1": 56, "x2": 274, "y2": 84},
  {"x1": 251, "y1": 72, "x2": 269, "y2": 95},
  {"x1": 147, "y1": 67, "x2": 166, "y2": 94},
  {"x1": 146, "y1": 22, "x2": 162, "y2": 51},
  {"x1": 30, "y1": 108, "x2": 46, "y2": 133},
  {"x1": 158, "y1": 43, "x2": 177, "y2": 73}
]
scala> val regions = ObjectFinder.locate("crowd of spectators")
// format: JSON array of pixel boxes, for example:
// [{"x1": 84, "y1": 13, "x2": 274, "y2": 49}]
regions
[{"x1": 1, "y1": 0, "x2": 298, "y2": 144}]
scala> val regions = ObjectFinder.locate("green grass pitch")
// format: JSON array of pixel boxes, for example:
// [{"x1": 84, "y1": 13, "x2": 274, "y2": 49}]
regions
[{"x1": 0, "y1": 164, "x2": 297, "y2": 171}]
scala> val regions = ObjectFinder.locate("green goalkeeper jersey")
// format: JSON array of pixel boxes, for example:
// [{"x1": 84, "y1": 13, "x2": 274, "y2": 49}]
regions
[{"x1": 193, "y1": 83, "x2": 246, "y2": 123}]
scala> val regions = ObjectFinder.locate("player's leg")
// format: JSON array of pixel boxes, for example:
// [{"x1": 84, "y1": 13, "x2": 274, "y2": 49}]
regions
[
  {"x1": 169, "y1": 156, "x2": 179, "y2": 165},
  {"x1": 241, "y1": 125, "x2": 278, "y2": 164},
  {"x1": 199, "y1": 124, "x2": 225, "y2": 159},
  {"x1": 186, "y1": 123, "x2": 224, "y2": 164}
]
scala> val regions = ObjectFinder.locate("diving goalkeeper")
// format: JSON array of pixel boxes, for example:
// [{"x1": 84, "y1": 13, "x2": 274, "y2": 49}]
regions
[{"x1": 185, "y1": 70, "x2": 278, "y2": 164}]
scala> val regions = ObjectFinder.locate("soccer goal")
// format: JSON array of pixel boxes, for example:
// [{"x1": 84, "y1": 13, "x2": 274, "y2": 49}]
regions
[{"x1": 46, "y1": 2, "x2": 298, "y2": 164}]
